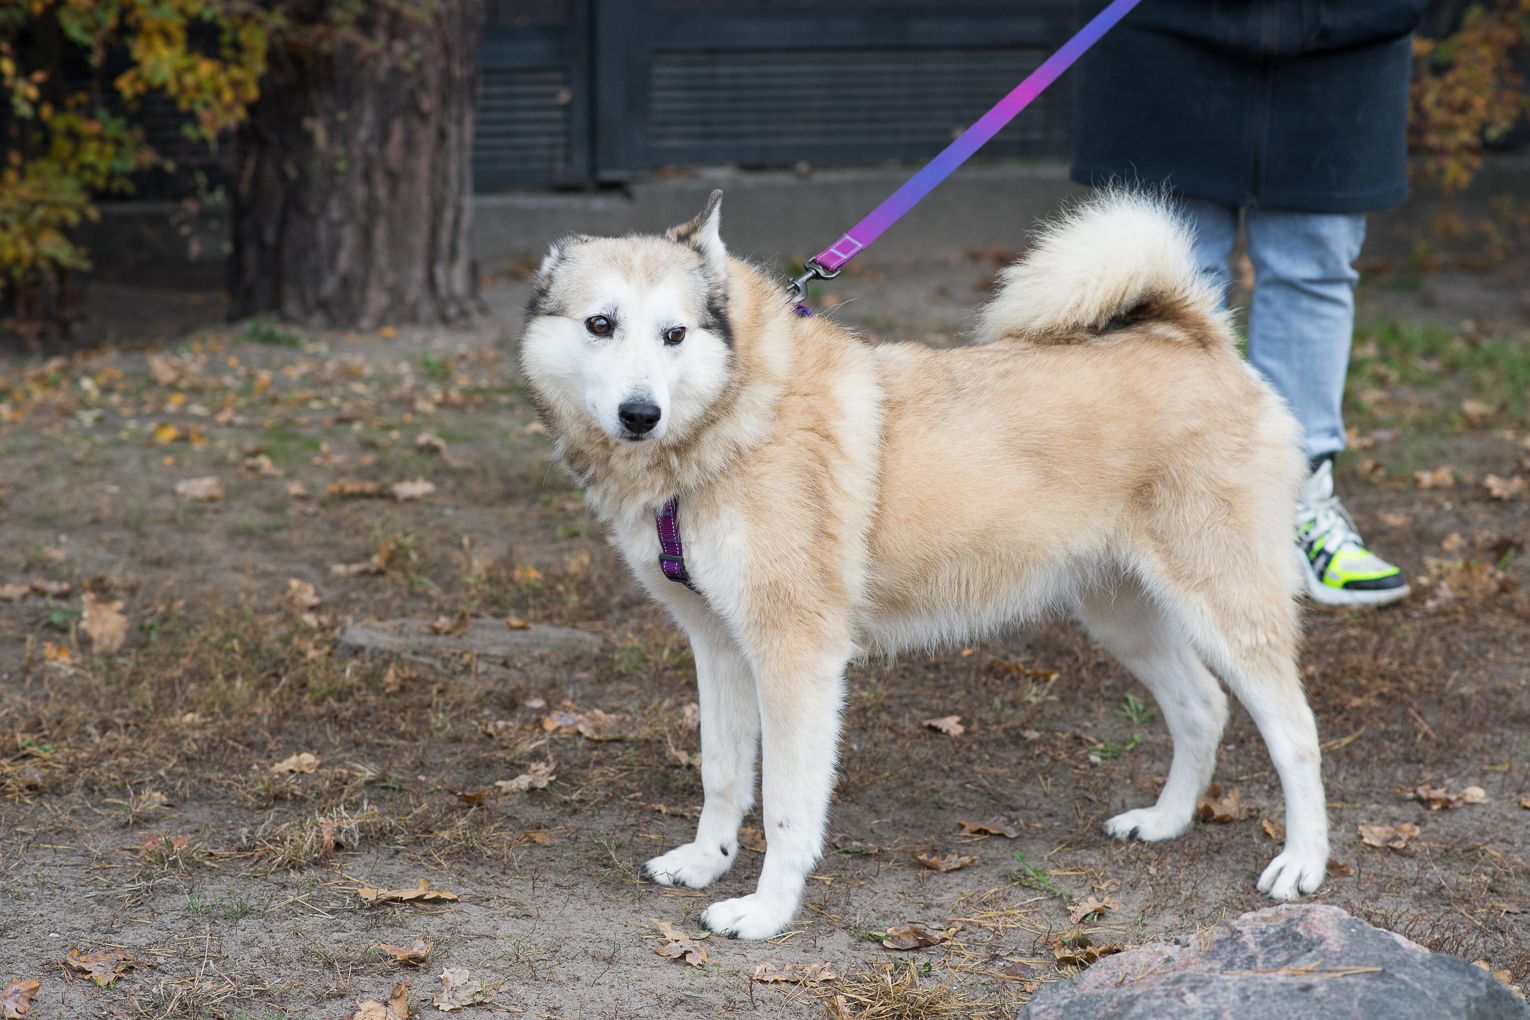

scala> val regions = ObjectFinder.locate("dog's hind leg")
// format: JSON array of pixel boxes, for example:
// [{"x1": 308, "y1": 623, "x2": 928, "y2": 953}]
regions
[
  {"x1": 700, "y1": 640, "x2": 849, "y2": 940},
  {"x1": 1079, "y1": 580, "x2": 1228, "y2": 842},
  {"x1": 1164, "y1": 572, "x2": 1329, "y2": 900},
  {"x1": 642, "y1": 616, "x2": 758, "y2": 890}
]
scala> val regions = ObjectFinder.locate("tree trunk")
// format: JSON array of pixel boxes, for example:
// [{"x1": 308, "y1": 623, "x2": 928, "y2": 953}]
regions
[{"x1": 229, "y1": 1, "x2": 486, "y2": 328}]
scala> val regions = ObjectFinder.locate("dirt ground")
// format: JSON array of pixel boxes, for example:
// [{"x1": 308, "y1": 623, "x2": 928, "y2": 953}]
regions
[{"x1": 2, "y1": 244, "x2": 1528, "y2": 1019}]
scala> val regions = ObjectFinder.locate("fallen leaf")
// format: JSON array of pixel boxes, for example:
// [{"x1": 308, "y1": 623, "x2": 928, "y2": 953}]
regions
[
  {"x1": 351, "y1": 979, "x2": 410, "y2": 1020},
  {"x1": 1358, "y1": 821, "x2": 1420, "y2": 850},
  {"x1": 379, "y1": 939, "x2": 434, "y2": 967},
  {"x1": 429, "y1": 612, "x2": 469, "y2": 636},
  {"x1": 958, "y1": 819, "x2": 1019, "y2": 839},
  {"x1": 391, "y1": 478, "x2": 435, "y2": 502},
  {"x1": 1196, "y1": 783, "x2": 1253, "y2": 823},
  {"x1": 327, "y1": 479, "x2": 383, "y2": 498},
  {"x1": 64, "y1": 949, "x2": 133, "y2": 987},
  {"x1": 1068, "y1": 895, "x2": 1122, "y2": 925},
  {"x1": 1441, "y1": 532, "x2": 1466, "y2": 553},
  {"x1": 738, "y1": 826, "x2": 768, "y2": 853},
  {"x1": 495, "y1": 762, "x2": 555, "y2": 793},
  {"x1": 174, "y1": 476, "x2": 223, "y2": 501},
  {"x1": 503, "y1": 617, "x2": 530, "y2": 631},
  {"x1": 1, "y1": 978, "x2": 40, "y2": 1018},
  {"x1": 1261, "y1": 817, "x2": 1285, "y2": 841},
  {"x1": 287, "y1": 480, "x2": 311, "y2": 499},
  {"x1": 415, "y1": 431, "x2": 448, "y2": 455},
  {"x1": 287, "y1": 578, "x2": 321, "y2": 610},
  {"x1": 41, "y1": 642, "x2": 72, "y2": 664},
  {"x1": 81, "y1": 593, "x2": 128, "y2": 654},
  {"x1": 1402, "y1": 783, "x2": 1488, "y2": 810},
  {"x1": 1460, "y1": 785, "x2": 1488, "y2": 804},
  {"x1": 751, "y1": 961, "x2": 839, "y2": 985},
  {"x1": 680, "y1": 702, "x2": 700, "y2": 730},
  {"x1": 1050, "y1": 935, "x2": 1126, "y2": 968},
  {"x1": 451, "y1": 788, "x2": 492, "y2": 806},
  {"x1": 1484, "y1": 474, "x2": 1526, "y2": 501},
  {"x1": 272, "y1": 752, "x2": 320, "y2": 774},
  {"x1": 30, "y1": 578, "x2": 70, "y2": 597},
  {"x1": 1377, "y1": 511, "x2": 1411, "y2": 528},
  {"x1": 153, "y1": 422, "x2": 180, "y2": 443},
  {"x1": 1520, "y1": 797, "x2": 1530, "y2": 810},
  {"x1": 1461, "y1": 399, "x2": 1495, "y2": 425},
  {"x1": 1414, "y1": 466, "x2": 1456, "y2": 490},
  {"x1": 432, "y1": 967, "x2": 503, "y2": 1011},
  {"x1": 652, "y1": 919, "x2": 710, "y2": 967},
  {"x1": 1327, "y1": 858, "x2": 1354, "y2": 878},
  {"x1": 923, "y1": 715, "x2": 965, "y2": 737},
  {"x1": 0, "y1": 583, "x2": 28, "y2": 600},
  {"x1": 880, "y1": 923, "x2": 958, "y2": 950},
  {"x1": 243, "y1": 454, "x2": 284, "y2": 478},
  {"x1": 358, "y1": 879, "x2": 459, "y2": 905},
  {"x1": 914, "y1": 852, "x2": 978, "y2": 873},
  {"x1": 575, "y1": 708, "x2": 633, "y2": 742}
]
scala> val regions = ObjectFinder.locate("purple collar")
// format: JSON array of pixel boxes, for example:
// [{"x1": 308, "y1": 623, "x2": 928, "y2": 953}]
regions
[{"x1": 655, "y1": 498, "x2": 699, "y2": 593}]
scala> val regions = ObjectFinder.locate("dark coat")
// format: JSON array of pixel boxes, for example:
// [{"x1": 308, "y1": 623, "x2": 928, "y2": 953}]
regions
[{"x1": 1071, "y1": 1, "x2": 1429, "y2": 213}]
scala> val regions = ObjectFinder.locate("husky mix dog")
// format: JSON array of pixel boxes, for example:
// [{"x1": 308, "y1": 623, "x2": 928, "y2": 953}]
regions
[{"x1": 517, "y1": 191, "x2": 1328, "y2": 939}]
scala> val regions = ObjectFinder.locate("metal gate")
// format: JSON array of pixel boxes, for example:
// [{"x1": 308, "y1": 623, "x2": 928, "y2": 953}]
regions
[{"x1": 477, "y1": 0, "x2": 1078, "y2": 191}]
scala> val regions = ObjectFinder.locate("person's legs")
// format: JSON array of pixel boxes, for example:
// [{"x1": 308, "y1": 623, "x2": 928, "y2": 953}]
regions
[
  {"x1": 1242, "y1": 209, "x2": 1408, "y2": 606},
  {"x1": 1243, "y1": 210, "x2": 1365, "y2": 462}
]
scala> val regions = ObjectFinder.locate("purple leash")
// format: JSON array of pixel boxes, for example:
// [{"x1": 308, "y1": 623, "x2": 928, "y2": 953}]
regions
[{"x1": 657, "y1": 0, "x2": 1142, "y2": 592}]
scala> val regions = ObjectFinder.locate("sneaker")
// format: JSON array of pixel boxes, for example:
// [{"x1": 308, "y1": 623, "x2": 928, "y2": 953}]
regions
[{"x1": 1296, "y1": 459, "x2": 1410, "y2": 607}]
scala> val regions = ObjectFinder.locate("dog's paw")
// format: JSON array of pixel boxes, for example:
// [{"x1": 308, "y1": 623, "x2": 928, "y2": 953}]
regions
[
  {"x1": 1103, "y1": 806, "x2": 1189, "y2": 843},
  {"x1": 1257, "y1": 849, "x2": 1326, "y2": 900},
  {"x1": 640, "y1": 841, "x2": 735, "y2": 889},
  {"x1": 699, "y1": 892, "x2": 796, "y2": 940}
]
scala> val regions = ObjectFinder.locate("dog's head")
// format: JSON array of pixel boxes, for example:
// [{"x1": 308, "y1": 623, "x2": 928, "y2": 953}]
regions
[{"x1": 519, "y1": 191, "x2": 735, "y2": 446}]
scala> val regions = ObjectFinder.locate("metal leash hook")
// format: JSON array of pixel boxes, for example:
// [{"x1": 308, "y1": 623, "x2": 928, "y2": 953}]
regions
[{"x1": 785, "y1": 257, "x2": 841, "y2": 303}]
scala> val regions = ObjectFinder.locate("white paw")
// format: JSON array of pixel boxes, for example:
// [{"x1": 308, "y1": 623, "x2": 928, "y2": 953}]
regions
[
  {"x1": 699, "y1": 891, "x2": 797, "y2": 940},
  {"x1": 640, "y1": 840, "x2": 735, "y2": 889},
  {"x1": 1257, "y1": 849, "x2": 1327, "y2": 900},
  {"x1": 1104, "y1": 806, "x2": 1190, "y2": 842}
]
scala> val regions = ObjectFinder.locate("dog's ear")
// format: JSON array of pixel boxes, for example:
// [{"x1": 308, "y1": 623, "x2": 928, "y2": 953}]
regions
[
  {"x1": 666, "y1": 189, "x2": 726, "y2": 282},
  {"x1": 527, "y1": 231, "x2": 588, "y2": 317}
]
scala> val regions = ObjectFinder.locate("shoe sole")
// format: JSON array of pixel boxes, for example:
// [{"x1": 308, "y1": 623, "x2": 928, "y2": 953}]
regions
[{"x1": 1305, "y1": 574, "x2": 1411, "y2": 608}]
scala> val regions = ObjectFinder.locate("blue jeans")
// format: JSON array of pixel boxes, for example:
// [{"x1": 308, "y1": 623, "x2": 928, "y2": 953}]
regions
[{"x1": 1178, "y1": 200, "x2": 1366, "y2": 462}]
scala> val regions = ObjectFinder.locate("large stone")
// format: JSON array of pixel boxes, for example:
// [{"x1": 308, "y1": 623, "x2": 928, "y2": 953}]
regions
[
  {"x1": 1019, "y1": 904, "x2": 1526, "y2": 1020},
  {"x1": 339, "y1": 617, "x2": 604, "y2": 660}
]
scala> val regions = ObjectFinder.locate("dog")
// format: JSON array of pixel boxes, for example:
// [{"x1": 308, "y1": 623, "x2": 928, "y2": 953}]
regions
[{"x1": 517, "y1": 190, "x2": 1329, "y2": 939}]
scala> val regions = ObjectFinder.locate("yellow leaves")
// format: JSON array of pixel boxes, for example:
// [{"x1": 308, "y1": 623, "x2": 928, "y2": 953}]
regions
[{"x1": 81, "y1": 592, "x2": 128, "y2": 654}]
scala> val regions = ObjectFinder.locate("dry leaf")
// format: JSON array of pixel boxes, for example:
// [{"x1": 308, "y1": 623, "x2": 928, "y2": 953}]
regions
[
  {"x1": 1068, "y1": 895, "x2": 1122, "y2": 924},
  {"x1": 1261, "y1": 817, "x2": 1285, "y2": 842},
  {"x1": 1520, "y1": 797, "x2": 1530, "y2": 810},
  {"x1": 1328, "y1": 858, "x2": 1354, "y2": 877},
  {"x1": 1441, "y1": 532, "x2": 1466, "y2": 553},
  {"x1": 1403, "y1": 783, "x2": 1488, "y2": 810},
  {"x1": 358, "y1": 879, "x2": 459, "y2": 905},
  {"x1": 327, "y1": 479, "x2": 383, "y2": 498},
  {"x1": 1377, "y1": 511, "x2": 1411, "y2": 528},
  {"x1": 429, "y1": 612, "x2": 469, "y2": 636},
  {"x1": 738, "y1": 826, "x2": 768, "y2": 853},
  {"x1": 432, "y1": 967, "x2": 502, "y2": 1011},
  {"x1": 914, "y1": 852, "x2": 978, "y2": 873},
  {"x1": 495, "y1": 762, "x2": 555, "y2": 793},
  {"x1": 287, "y1": 480, "x2": 311, "y2": 500},
  {"x1": 880, "y1": 923, "x2": 958, "y2": 950},
  {"x1": 574, "y1": 708, "x2": 632, "y2": 742},
  {"x1": 351, "y1": 980, "x2": 410, "y2": 1020},
  {"x1": 1484, "y1": 474, "x2": 1526, "y2": 501},
  {"x1": 174, "y1": 476, "x2": 223, "y2": 501},
  {"x1": 923, "y1": 715, "x2": 965, "y2": 737},
  {"x1": 1196, "y1": 783, "x2": 1253, "y2": 823},
  {"x1": 41, "y1": 641, "x2": 73, "y2": 664},
  {"x1": 30, "y1": 578, "x2": 70, "y2": 597},
  {"x1": 272, "y1": 752, "x2": 320, "y2": 774},
  {"x1": 1413, "y1": 466, "x2": 1456, "y2": 490},
  {"x1": 0, "y1": 582, "x2": 28, "y2": 600},
  {"x1": 1, "y1": 978, "x2": 40, "y2": 1019},
  {"x1": 415, "y1": 431, "x2": 447, "y2": 455},
  {"x1": 1358, "y1": 821, "x2": 1420, "y2": 850},
  {"x1": 652, "y1": 920, "x2": 710, "y2": 967},
  {"x1": 379, "y1": 939, "x2": 434, "y2": 968},
  {"x1": 503, "y1": 617, "x2": 530, "y2": 631},
  {"x1": 64, "y1": 949, "x2": 133, "y2": 987},
  {"x1": 1050, "y1": 936, "x2": 1126, "y2": 968},
  {"x1": 391, "y1": 478, "x2": 435, "y2": 502},
  {"x1": 287, "y1": 578, "x2": 321, "y2": 610},
  {"x1": 451, "y1": 788, "x2": 492, "y2": 806},
  {"x1": 243, "y1": 454, "x2": 284, "y2": 478},
  {"x1": 958, "y1": 819, "x2": 1019, "y2": 839},
  {"x1": 1460, "y1": 399, "x2": 1494, "y2": 424},
  {"x1": 680, "y1": 702, "x2": 701, "y2": 730},
  {"x1": 751, "y1": 961, "x2": 839, "y2": 985},
  {"x1": 81, "y1": 593, "x2": 128, "y2": 654}
]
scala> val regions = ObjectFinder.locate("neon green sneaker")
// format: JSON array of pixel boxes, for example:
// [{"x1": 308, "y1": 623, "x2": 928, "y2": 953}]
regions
[{"x1": 1297, "y1": 459, "x2": 1410, "y2": 607}]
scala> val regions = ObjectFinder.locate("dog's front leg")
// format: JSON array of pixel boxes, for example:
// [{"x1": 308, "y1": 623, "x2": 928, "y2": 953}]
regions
[
  {"x1": 641, "y1": 618, "x2": 757, "y2": 889},
  {"x1": 700, "y1": 642, "x2": 848, "y2": 940}
]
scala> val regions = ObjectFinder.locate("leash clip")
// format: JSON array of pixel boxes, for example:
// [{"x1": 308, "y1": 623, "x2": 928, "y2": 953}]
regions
[{"x1": 785, "y1": 257, "x2": 841, "y2": 302}]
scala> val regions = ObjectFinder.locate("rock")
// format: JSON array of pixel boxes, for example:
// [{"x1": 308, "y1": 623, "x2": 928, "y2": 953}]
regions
[
  {"x1": 1019, "y1": 904, "x2": 1526, "y2": 1020},
  {"x1": 339, "y1": 617, "x2": 604, "y2": 660}
]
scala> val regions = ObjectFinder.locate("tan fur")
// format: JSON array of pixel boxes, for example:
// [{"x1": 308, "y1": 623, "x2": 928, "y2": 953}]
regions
[{"x1": 518, "y1": 192, "x2": 1325, "y2": 939}]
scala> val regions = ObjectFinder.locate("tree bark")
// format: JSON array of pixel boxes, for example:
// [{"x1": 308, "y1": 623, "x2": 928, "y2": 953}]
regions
[{"x1": 229, "y1": 1, "x2": 486, "y2": 328}]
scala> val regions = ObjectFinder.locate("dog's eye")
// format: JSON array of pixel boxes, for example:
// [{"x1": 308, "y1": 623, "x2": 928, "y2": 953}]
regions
[
  {"x1": 585, "y1": 315, "x2": 614, "y2": 336},
  {"x1": 663, "y1": 326, "x2": 686, "y2": 346}
]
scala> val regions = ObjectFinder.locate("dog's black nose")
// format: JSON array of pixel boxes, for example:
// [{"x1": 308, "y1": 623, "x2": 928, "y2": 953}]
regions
[{"x1": 618, "y1": 400, "x2": 662, "y2": 435}]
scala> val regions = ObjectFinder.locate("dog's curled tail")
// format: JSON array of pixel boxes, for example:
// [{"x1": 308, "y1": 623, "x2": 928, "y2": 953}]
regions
[{"x1": 974, "y1": 191, "x2": 1224, "y2": 346}]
